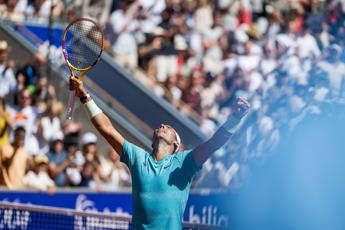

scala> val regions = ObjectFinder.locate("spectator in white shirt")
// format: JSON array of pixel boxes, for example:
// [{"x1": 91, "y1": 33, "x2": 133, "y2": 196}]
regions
[
  {"x1": 318, "y1": 45, "x2": 345, "y2": 97},
  {"x1": 0, "y1": 0, "x2": 25, "y2": 22},
  {"x1": 10, "y1": 89, "x2": 40, "y2": 156},
  {"x1": 25, "y1": 0, "x2": 64, "y2": 23},
  {"x1": 98, "y1": 148, "x2": 131, "y2": 191},
  {"x1": 296, "y1": 26, "x2": 321, "y2": 59},
  {"x1": 36, "y1": 100, "x2": 63, "y2": 155},
  {"x1": 194, "y1": 0, "x2": 213, "y2": 33},
  {"x1": 109, "y1": 0, "x2": 139, "y2": 70},
  {"x1": 82, "y1": 0, "x2": 112, "y2": 28},
  {"x1": 23, "y1": 154, "x2": 56, "y2": 193},
  {"x1": 0, "y1": 40, "x2": 16, "y2": 101}
]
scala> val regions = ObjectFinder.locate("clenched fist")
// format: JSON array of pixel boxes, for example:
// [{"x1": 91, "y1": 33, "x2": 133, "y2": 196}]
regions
[
  {"x1": 69, "y1": 76, "x2": 88, "y2": 98},
  {"x1": 232, "y1": 97, "x2": 251, "y2": 119}
]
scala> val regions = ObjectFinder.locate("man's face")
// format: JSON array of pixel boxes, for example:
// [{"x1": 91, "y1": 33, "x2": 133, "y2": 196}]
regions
[
  {"x1": 0, "y1": 50, "x2": 7, "y2": 63},
  {"x1": 14, "y1": 129, "x2": 26, "y2": 147},
  {"x1": 19, "y1": 90, "x2": 32, "y2": 108},
  {"x1": 32, "y1": 53, "x2": 45, "y2": 69},
  {"x1": 52, "y1": 141, "x2": 64, "y2": 154},
  {"x1": 84, "y1": 143, "x2": 97, "y2": 153},
  {"x1": 153, "y1": 124, "x2": 178, "y2": 148}
]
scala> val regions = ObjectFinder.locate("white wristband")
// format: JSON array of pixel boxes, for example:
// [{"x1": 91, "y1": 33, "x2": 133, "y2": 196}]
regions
[
  {"x1": 222, "y1": 115, "x2": 241, "y2": 133},
  {"x1": 85, "y1": 100, "x2": 102, "y2": 118}
]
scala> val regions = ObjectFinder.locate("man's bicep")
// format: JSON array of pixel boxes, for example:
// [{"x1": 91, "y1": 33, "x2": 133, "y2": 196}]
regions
[
  {"x1": 192, "y1": 128, "x2": 232, "y2": 166},
  {"x1": 192, "y1": 142, "x2": 214, "y2": 167}
]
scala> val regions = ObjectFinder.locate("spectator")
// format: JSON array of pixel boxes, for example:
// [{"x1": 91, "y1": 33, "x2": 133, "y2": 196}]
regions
[
  {"x1": 32, "y1": 76, "x2": 56, "y2": 109},
  {"x1": 25, "y1": 0, "x2": 64, "y2": 23},
  {"x1": 10, "y1": 88, "x2": 40, "y2": 156},
  {"x1": 296, "y1": 25, "x2": 321, "y2": 59},
  {"x1": 63, "y1": 133, "x2": 83, "y2": 169},
  {"x1": 237, "y1": 2, "x2": 252, "y2": 27},
  {"x1": 36, "y1": 100, "x2": 63, "y2": 155},
  {"x1": 0, "y1": 126, "x2": 31, "y2": 189},
  {"x1": 181, "y1": 75, "x2": 202, "y2": 114},
  {"x1": 82, "y1": 0, "x2": 112, "y2": 28},
  {"x1": 98, "y1": 148, "x2": 131, "y2": 191},
  {"x1": 194, "y1": 0, "x2": 213, "y2": 32},
  {"x1": 80, "y1": 132, "x2": 100, "y2": 163},
  {"x1": 318, "y1": 44, "x2": 345, "y2": 97},
  {"x1": 138, "y1": 28, "x2": 165, "y2": 79},
  {"x1": 16, "y1": 52, "x2": 45, "y2": 89},
  {"x1": 108, "y1": 0, "x2": 139, "y2": 70},
  {"x1": 22, "y1": 154, "x2": 56, "y2": 193},
  {"x1": 164, "y1": 74, "x2": 182, "y2": 107},
  {"x1": 305, "y1": 0, "x2": 325, "y2": 34},
  {"x1": 0, "y1": 97, "x2": 14, "y2": 149},
  {"x1": 0, "y1": 0, "x2": 25, "y2": 22},
  {"x1": 0, "y1": 40, "x2": 16, "y2": 101},
  {"x1": 64, "y1": 134, "x2": 83, "y2": 186},
  {"x1": 78, "y1": 161, "x2": 99, "y2": 189},
  {"x1": 46, "y1": 132, "x2": 71, "y2": 187}
]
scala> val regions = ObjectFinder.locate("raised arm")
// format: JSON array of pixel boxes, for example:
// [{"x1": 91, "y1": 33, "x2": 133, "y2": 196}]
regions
[
  {"x1": 70, "y1": 77, "x2": 125, "y2": 155},
  {"x1": 193, "y1": 97, "x2": 250, "y2": 166}
]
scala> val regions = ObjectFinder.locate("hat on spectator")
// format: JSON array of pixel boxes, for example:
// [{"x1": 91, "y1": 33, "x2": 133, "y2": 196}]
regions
[
  {"x1": 81, "y1": 132, "x2": 98, "y2": 145},
  {"x1": 13, "y1": 121, "x2": 27, "y2": 131},
  {"x1": 34, "y1": 155, "x2": 49, "y2": 165},
  {"x1": 50, "y1": 132, "x2": 64, "y2": 143},
  {"x1": 247, "y1": 25, "x2": 262, "y2": 40},
  {"x1": 0, "y1": 40, "x2": 8, "y2": 51}
]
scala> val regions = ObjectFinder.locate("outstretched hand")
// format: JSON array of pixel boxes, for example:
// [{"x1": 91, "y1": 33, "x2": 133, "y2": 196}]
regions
[
  {"x1": 232, "y1": 97, "x2": 251, "y2": 119},
  {"x1": 69, "y1": 76, "x2": 87, "y2": 98}
]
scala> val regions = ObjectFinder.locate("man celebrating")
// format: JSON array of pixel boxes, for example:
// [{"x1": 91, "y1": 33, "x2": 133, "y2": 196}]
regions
[{"x1": 70, "y1": 76, "x2": 250, "y2": 229}]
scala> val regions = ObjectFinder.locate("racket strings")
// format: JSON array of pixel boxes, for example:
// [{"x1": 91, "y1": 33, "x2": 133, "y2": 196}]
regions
[{"x1": 65, "y1": 20, "x2": 103, "y2": 69}]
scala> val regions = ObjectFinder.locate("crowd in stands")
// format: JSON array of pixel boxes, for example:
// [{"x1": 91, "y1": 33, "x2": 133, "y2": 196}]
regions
[
  {"x1": 1, "y1": 0, "x2": 345, "y2": 191},
  {"x1": 0, "y1": 41, "x2": 131, "y2": 192},
  {"x1": 101, "y1": 0, "x2": 345, "y2": 189}
]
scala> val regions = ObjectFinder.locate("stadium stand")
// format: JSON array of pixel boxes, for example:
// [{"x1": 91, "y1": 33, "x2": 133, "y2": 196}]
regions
[
  {"x1": 0, "y1": 1, "x2": 345, "y2": 229},
  {"x1": 0, "y1": 0, "x2": 344, "y2": 193}
]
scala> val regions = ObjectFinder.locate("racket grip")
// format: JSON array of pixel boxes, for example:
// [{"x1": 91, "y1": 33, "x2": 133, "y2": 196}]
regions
[{"x1": 66, "y1": 90, "x2": 76, "y2": 120}]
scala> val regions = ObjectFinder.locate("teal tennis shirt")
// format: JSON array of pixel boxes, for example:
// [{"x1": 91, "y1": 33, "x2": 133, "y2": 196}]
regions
[{"x1": 120, "y1": 140, "x2": 200, "y2": 230}]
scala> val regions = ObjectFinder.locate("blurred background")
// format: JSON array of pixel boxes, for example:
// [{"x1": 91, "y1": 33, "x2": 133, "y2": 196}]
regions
[{"x1": 0, "y1": 0, "x2": 345, "y2": 229}]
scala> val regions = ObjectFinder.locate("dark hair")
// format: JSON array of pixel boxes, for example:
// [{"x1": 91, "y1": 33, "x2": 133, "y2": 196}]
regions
[
  {"x1": 14, "y1": 126, "x2": 26, "y2": 135},
  {"x1": 0, "y1": 97, "x2": 5, "y2": 109}
]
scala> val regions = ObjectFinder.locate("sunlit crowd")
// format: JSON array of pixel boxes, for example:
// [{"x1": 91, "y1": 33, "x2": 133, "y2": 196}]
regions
[{"x1": 1, "y1": 0, "x2": 345, "y2": 191}]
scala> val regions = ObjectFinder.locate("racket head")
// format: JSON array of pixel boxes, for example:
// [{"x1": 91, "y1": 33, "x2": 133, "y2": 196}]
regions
[{"x1": 62, "y1": 18, "x2": 104, "y2": 73}]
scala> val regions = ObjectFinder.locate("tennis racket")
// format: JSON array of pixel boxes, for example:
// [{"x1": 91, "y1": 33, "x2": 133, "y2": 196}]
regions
[{"x1": 62, "y1": 18, "x2": 104, "y2": 120}]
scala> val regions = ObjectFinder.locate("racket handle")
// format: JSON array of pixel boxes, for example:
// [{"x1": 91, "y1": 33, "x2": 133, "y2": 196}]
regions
[{"x1": 66, "y1": 90, "x2": 76, "y2": 120}]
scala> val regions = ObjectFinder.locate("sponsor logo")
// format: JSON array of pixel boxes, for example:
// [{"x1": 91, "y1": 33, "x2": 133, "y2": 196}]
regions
[
  {"x1": 74, "y1": 194, "x2": 131, "y2": 230},
  {"x1": 0, "y1": 208, "x2": 30, "y2": 229},
  {"x1": 188, "y1": 205, "x2": 228, "y2": 227}
]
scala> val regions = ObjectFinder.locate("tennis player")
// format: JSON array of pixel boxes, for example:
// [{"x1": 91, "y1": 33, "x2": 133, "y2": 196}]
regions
[{"x1": 70, "y1": 76, "x2": 250, "y2": 229}]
